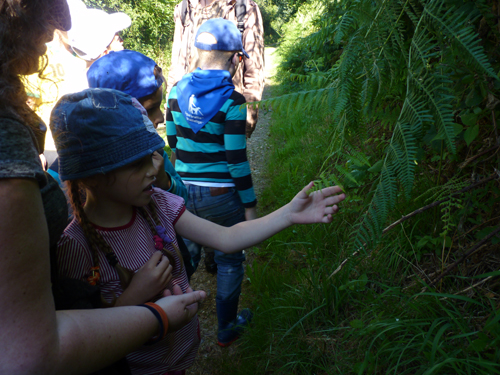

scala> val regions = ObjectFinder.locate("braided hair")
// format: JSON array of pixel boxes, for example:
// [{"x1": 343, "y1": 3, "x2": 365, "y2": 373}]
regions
[{"x1": 66, "y1": 179, "x2": 135, "y2": 291}]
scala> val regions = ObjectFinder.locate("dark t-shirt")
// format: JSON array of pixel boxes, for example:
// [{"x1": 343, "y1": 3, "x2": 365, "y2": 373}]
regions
[{"x1": 0, "y1": 116, "x2": 68, "y2": 251}]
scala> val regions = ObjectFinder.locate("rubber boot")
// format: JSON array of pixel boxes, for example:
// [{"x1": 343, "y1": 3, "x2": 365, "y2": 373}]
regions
[{"x1": 216, "y1": 298, "x2": 253, "y2": 347}]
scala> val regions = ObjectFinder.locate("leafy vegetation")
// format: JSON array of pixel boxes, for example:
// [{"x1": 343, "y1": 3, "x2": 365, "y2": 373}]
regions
[
  {"x1": 258, "y1": 0, "x2": 303, "y2": 43},
  {"x1": 219, "y1": 0, "x2": 500, "y2": 373}
]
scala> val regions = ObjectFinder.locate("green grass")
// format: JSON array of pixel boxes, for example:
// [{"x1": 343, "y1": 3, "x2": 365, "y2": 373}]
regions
[
  {"x1": 208, "y1": 88, "x2": 500, "y2": 375},
  {"x1": 207, "y1": 2, "x2": 500, "y2": 370}
]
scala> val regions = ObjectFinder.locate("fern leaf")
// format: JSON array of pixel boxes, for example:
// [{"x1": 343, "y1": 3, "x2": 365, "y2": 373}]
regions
[{"x1": 423, "y1": 0, "x2": 499, "y2": 80}]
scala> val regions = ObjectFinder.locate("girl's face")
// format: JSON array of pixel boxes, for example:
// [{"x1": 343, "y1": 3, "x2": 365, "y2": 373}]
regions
[
  {"x1": 141, "y1": 87, "x2": 164, "y2": 129},
  {"x1": 93, "y1": 154, "x2": 159, "y2": 208}
]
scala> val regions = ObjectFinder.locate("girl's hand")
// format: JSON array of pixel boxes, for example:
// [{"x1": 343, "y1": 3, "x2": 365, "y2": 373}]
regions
[
  {"x1": 115, "y1": 252, "x2": 173, "y2": 306},
  {"x1": 152, "y1": 151, "x2": 172, "y2": 190},
  {"x1": 156, "y1": 285, "x2": 206, "y2": 332},
  {"x1": 288, "y1": 182, "x2": 345, "y2": 225}
]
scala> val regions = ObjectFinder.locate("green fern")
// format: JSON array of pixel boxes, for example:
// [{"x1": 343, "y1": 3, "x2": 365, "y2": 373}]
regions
[{"x1": 259, "y1": 0, "x2": 496, "y2": 261}]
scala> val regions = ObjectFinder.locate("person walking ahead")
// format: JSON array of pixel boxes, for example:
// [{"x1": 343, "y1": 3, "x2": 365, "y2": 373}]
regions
[
  {"x1": 166, "y1": 0, "x2": 264, "y2": 138},
  {"x1": 166, "y1": 18, "x2": 257, "y2": 347}
]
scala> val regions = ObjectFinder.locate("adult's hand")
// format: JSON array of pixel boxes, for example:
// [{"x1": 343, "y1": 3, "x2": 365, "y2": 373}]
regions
[{"x1": 157, "y1": 285, "x2": 206, "y2": 332}]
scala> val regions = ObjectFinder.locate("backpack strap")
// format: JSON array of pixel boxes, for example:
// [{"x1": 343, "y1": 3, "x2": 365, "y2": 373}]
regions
[
  {"x1": 235, "y1": 0, "x2": 247, "y2": 33},
  {"x1": 180, "y1": 0, "x2": 189, "y2": 26}
]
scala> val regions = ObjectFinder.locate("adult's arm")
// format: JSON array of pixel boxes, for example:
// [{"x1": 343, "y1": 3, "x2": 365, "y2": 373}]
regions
[
  {"x1": 0, "y1": 178, "x2": 204, "y2": 375},
  {"x1": 240, "y1": 1, "x2": 265, "y2": 136},
  {"x1": 166, "y1": 2, "x2": 185, "y2": 97},
  {"x1": 175, "y1": 183, "x2": 345, "y2": 253},
  {"x1": 170, "y1": 151, "x2": 177, "y2": 168}
]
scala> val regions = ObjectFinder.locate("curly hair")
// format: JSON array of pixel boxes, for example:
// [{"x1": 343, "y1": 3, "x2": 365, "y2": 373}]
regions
[{"x1": 0, "y1": 0, "x2": 70, "y2": 132}]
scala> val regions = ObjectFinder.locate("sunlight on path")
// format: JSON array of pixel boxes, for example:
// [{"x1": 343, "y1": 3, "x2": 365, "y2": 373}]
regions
[{"x1": 246, "y1": 46, "x2": 277, "y2": 198}]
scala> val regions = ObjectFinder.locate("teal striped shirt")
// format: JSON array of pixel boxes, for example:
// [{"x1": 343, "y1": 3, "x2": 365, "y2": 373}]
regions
[{"x1": 166, "y1": 84, "x2": 256, "y2": 208}]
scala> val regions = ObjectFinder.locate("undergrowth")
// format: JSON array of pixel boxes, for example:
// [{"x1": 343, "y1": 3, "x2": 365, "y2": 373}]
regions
[{"x1": 213, "y1": 0, "x2": 500, "y2": 373}]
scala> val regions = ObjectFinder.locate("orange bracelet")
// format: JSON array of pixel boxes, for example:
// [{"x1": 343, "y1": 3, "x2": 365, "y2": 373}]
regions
[{"x1": 143, "y1": 302, "x2": 169, "y2": 340}]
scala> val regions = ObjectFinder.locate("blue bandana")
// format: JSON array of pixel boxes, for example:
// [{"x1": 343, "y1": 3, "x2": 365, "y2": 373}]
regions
[{"x1": 177, "y1": 69, "x2": 234, "y2": 133}]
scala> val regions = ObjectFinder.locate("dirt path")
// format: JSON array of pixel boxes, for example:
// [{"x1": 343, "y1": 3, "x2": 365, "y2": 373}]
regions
[{"x1": 188, "y1": 47, "x2": 277, "y2": 374}]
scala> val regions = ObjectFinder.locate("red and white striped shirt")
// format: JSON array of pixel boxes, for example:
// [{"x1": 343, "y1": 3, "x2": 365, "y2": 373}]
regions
[{"x1": 57, "y1": 189, "x2": 199, "y2": 374}]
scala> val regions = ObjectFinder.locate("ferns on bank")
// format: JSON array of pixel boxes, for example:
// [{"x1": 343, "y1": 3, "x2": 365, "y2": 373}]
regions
[{"x1": 258, "y1": 0, "x2": 498, "y2": 257}]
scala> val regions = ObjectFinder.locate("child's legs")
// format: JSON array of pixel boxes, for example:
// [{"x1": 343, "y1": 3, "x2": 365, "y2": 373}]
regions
[
  {"x1": 213, "y1": 249, "x2": 245, "y2": 302},
  {"x1": 185, "y1": 185, "x2": 246, "y2": 302}
]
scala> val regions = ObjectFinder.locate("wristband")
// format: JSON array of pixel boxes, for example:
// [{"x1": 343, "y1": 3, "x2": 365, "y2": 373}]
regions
[{"x1": 139, "y1": 302, "x2": 169, "y2": 344}]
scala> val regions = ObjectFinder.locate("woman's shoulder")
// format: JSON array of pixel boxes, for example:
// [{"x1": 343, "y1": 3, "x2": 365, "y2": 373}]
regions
[
  {"x1": 0, "y1": 116, "x2": 44, "y2": 180},
  {"x1": 0, "y1": 115, "x2": 36, "y2": 144}
]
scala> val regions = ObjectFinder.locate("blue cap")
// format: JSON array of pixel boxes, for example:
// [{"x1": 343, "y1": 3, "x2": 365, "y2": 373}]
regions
[
  {"x1": 87, "y1": 50, "x2": 162, "y2": 99},
  {"x1": 50, "y1": 88, "x2": 165, "y2": 181},
  {"x1": 194, "y1": 18, "x2": 249, "y2": 58}
]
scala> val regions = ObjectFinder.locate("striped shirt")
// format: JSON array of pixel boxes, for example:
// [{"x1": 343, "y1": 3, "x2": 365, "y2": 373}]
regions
[
  {"x1": 57, "y1": 189, "x2": 199, "y2": 374},
  {"x1": 167, "y1": 84, "x2": 257, "y2": 208}
]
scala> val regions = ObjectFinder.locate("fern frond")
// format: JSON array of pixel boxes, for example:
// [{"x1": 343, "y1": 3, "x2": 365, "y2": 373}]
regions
[
  {"x1": 334, "y1": 10, "x2": 355, "y2": 45},
  {"x1": 423, "y1": 0, "x2": 499, "y2": 80},
  {"x1": 415, "y1": 175, "x2": 469, "y2": 204},
  {"x1": 351, "y1": 166, "x2": 397, "y2": 252},
  {"x1": 408, "y1": 28, "x2": 456, "y2": 153}
]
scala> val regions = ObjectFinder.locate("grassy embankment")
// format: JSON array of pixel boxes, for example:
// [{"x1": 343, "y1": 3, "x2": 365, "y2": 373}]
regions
[{"x1": 209, "y1": 0, "x2": 500, "y2": 373}]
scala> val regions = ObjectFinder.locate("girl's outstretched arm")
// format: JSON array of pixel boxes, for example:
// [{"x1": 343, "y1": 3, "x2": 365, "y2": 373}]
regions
[{"x1": 175, "y1": 182, "x2": 345, "y2": 253}]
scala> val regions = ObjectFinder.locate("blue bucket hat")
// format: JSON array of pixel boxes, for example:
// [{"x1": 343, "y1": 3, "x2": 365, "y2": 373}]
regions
[
  {"x1": 87, "y1": 50, "x2": 162, "y2": 99},
  {"x1": 194, "y1": 18, "x2": 249, "y2": 58},
  {"x1": 50, "y1": 88, "x2": 165, "y2": 181}
]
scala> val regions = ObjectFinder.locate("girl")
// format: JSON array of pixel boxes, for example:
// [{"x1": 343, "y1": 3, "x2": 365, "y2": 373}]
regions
[
  {"x1": 0, "y1": 1, "x2": 205, "y2": 374},
  {"x1": 51, "y1": 88, "x2": 345, "y2": 374},
  {"x1": 48, "y1": 49, "x2": 196, "y2": 280}
]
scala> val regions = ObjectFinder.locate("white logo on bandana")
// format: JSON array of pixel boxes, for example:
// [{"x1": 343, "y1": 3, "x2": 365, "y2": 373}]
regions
[{"x1": 188, "y1": 94, "x2": 203, "y2": 116}]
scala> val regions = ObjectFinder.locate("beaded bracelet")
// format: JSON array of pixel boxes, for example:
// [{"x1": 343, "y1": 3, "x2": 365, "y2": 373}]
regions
[{"x1": 139, "y1": 302, "x2": 169, "y2": 345}]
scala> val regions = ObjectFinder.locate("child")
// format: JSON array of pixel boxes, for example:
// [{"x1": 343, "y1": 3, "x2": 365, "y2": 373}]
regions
[
  {"x1": 165, "y1": 17, "x2": 253, "y2": 346},
  {"x1": 51, "y1": 88, "x2": 345, "y2": 374},
  {"x1": 48, "y1": 50, "x2": 187, "y2": 202},
  {"x1": 48, "y1": 50, "x2": 195, "y2": 279}
]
